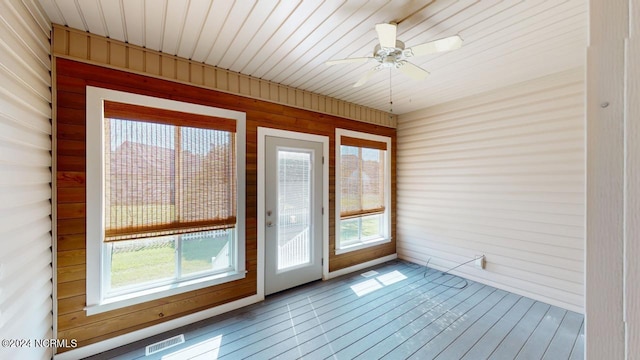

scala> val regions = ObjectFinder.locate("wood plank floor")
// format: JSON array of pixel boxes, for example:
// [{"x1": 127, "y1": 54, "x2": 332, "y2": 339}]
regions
[{"x1": 85, "y1": 260, "x2": 584, "y2": 360}]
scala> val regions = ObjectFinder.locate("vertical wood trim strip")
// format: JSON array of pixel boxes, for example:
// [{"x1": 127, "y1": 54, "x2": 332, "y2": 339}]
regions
[
  {"x1": 625, "y1": 0, "x2": 640, "y2": 354},
  {"x1": 586, "y1": 0, "x2": 627, "y2": 358}
]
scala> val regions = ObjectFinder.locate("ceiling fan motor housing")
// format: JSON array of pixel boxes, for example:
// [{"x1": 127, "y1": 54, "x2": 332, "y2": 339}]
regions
[{"x1": 374, "y1": 40, "x2": 406, "y2": 68}]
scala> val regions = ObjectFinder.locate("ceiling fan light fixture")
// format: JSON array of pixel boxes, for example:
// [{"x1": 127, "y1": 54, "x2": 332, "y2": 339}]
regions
[
  {"x1": 382, "y1": 56, "x2": 397, "y2": 67},
  {"x1": 373, "y1": 40, "x2": 405, "y2": 57},
  {"x1": 326, "y1": 23, "x2": 462, "y2": 87}
]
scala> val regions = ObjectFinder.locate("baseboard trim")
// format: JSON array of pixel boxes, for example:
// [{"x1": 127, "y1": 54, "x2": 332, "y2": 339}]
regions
[
  {"x1": 53, "y1": 294, "x2": 264, "y2": 360},
  {"x1": 55, "y1": 254, "x2": 398, "y2": 359},
  {"x1": 324, "y1": 253, "x2": 397, "y2": 280}
]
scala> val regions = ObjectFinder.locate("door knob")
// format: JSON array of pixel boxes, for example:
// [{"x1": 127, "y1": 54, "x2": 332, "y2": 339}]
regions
[{"x1": 266, "y1": 221, "x2": 273, "y2": 227}]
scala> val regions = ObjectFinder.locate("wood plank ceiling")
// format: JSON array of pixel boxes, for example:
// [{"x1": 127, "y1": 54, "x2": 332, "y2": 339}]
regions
[{"x1": 39, "y1": 0, "x2": 587, "y2": 115}]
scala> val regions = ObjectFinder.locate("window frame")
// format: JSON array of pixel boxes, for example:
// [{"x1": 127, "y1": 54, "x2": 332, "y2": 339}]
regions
[
  {"x1": 335, "y1": 129, "x2": 391, "y2": 254},
  {"x1": 101, "y1": 229, "x2": 237, "y2": 299},
  {"x1": 85, "y1": 86, "x2": 246, "y2": 315}
]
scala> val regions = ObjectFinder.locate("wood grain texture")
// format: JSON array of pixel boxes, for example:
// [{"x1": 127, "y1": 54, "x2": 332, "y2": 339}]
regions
[
  {"x1": 51, "y1": 24, "x2": 397, "y2": 128},
  {"x1": 54, "y1": 57, "x2": 396, "y2": 352}
]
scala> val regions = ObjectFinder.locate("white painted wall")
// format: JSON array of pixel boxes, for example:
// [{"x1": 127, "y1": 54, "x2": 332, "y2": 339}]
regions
[
  {"x1": 396, "y1": 68, "x2": 585, "y2": 313},
  {"x1": 0, "y1": 0, "x2": 52, "y2": 359},
  {"x1": 585, "y1": 0, "x2": 639, "y2": 358}
]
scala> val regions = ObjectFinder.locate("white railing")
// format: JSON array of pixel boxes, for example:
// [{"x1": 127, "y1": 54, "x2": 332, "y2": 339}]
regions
[
  {"x1": 278, "y1": 226, "x2": 310, "y2": 270},
  {"x1": 183, "y1": 229, "x2": 228, "y2": 240}
]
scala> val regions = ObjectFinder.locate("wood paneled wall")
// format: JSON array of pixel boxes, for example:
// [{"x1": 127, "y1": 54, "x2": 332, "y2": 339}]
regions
[
  {"x1": 397, "y1": 68, "x2": 585, "y2": 313},
  {"x1": 54, "y1": 58, "x2": 395, "y2": 351},
  {"x1": 51, "y1": 24, "x2": 397, "y2": 129}
]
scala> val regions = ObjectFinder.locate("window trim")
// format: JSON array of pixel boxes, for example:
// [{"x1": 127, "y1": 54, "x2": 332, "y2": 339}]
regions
[
  {"x1": 85, "y1": 86, "x2": 246, "y2": 315},
  {"x1": 335, "y1": 129, "x2": 391, "y2": 254}
]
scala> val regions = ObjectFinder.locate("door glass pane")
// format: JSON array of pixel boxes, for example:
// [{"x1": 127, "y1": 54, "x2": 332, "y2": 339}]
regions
[{"x1": 277, "y1": 149, "x2": 312, "y2": 270}]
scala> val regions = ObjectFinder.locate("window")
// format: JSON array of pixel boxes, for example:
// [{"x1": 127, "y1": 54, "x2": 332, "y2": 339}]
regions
[
  {"x1": 86, "y1": 87, "x2": 246, "y2": 314},
  {"x1": 335, "y1": 129, "x2": 391, "y2": 253}
]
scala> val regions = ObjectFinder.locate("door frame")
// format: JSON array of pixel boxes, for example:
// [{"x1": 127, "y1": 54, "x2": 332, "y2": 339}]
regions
[{"x1": 257, "y1": 127, "x2": 329, "y2": 297}]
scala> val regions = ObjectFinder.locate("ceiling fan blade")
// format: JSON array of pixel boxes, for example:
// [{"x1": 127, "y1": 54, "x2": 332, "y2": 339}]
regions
[
  {"x1": 353, "y1": 67, "x2": 380, "y2": 87},
  {"x1": 398, "y1": 61, "x2": 430, "y2": 80},
  {"x1": 325, "y1": 57, "x2": 372, "y2": 66},
  {"x1": 406, "y1": 35, "x2": 463, "y2": 57},
  {"x1": 375, "y1": 23, "x2": 397, "y2": 48}
]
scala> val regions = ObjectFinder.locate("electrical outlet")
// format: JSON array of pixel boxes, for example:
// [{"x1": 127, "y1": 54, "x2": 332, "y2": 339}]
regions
[{"x1": 475, "y1": 255, "x2": 485, "y2": 269}]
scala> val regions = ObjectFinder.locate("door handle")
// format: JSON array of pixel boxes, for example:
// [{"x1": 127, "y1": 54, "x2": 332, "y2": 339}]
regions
[{"x1": 266, "y1": 221, "x2": 273, "y2": 227}]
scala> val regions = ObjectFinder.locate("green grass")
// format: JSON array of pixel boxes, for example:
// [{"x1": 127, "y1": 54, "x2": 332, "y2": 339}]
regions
[
  {"x1": 107, "y1": 204, "x2": 230, "y2": 288},
  {"x1": 340, "y1": 216, "x2": 382, "y2": 245},
  {"x1": 110, "y1": 242, "x2": 175, "y2": 287},
  {"x1": 109, "y1": 234, "x2": 229, "y2": 289}
]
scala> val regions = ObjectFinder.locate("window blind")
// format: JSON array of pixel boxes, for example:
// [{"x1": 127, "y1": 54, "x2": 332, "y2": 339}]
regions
[
  {"x1": 103, "y1": 101, "x2": 237, "y2": 242},
  {"x1": 340, "y1": 138, "x2": 385, "y2": 219},
  {"x1": 340, "y1": 136, "x2": 388, "y2": 151}
]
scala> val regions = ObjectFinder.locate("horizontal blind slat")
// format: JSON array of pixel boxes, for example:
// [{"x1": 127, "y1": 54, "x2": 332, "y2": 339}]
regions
[
  {"x1": 340, "y1": 207, "x2": 385, "y2": 219},
  {"x1": 341, "y1": 136, "x2": 387, "y2": 150}
]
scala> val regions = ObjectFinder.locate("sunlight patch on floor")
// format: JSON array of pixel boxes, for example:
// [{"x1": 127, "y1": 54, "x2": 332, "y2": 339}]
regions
[
  {"x1": 350, "y1": 270, "x2": 408, "y2": 297},
  {"x1": 376, "y1": 270, "x2": 407, "y2": 286}
]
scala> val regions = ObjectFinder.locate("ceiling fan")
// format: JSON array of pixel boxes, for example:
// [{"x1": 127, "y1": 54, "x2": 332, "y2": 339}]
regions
[{"x1": 326, "y1": 23, "x2": 463, "y2": 87}]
